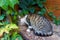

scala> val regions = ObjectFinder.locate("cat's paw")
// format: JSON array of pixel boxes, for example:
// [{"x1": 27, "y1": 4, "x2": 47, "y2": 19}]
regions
[
  {"x1": 28, "y1": 26, "x2": 33, "y2": 30},
  {"x1": 26, "y1": 29, "x2": 31, "y2": 32},
  {"x1": 28, "y1": 26, "x2": 32, "y2": 28}
]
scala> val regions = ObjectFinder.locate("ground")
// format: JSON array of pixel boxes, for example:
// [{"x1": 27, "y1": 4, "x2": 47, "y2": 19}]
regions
[{"x1": 19, "y1": 22, "x2": 60, "y2": 40}]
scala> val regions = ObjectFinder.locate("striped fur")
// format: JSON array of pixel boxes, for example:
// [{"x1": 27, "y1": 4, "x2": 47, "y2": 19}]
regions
[{"x1": 20, "y1": 14, "x2": 53, "y2": 36}]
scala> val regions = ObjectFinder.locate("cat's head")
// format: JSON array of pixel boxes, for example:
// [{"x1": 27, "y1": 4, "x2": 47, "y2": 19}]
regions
[{"x1": 18, "y1": 15, "x2": 28, "y2": 25}]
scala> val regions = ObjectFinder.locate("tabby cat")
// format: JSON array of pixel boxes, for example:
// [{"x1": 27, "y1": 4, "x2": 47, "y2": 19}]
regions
[{"x1": 19, "y1": 14, "x2": 53, "y2": 36}]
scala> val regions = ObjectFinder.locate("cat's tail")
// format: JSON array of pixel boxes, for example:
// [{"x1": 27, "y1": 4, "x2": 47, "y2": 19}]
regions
[{"x1": 33, "y1": 30, "x2": 53, "y2": 37}]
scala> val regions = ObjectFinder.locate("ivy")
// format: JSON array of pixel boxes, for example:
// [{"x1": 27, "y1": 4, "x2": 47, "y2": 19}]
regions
[
  {"x1": 38, "y1": 8, "x2": 46, "y2": 16},
  {"x1": 48, "y1": 12, "x2": 60, "y2": 25},
  {"x1": 29, "y1": 7, "x2": 35, "y2": 13},
  {"x1": 19, "y1": 0, "x2": 46, "y2": 15},
  {"x1": 0, "y1": 15, "x2": 5, "y2": 20}
]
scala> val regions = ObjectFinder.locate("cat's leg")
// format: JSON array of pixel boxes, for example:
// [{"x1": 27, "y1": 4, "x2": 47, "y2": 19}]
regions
[
  {"x1": 28, "y1": 26, "x2": 33, "y2": 29},
  {"x1": 23, "y1": 15, "x2": 33, "y2": 32},
  {"x1": 25, "y1": 21, "x2": 33, "y2": 32},
  {"x1": 26, "y1": 26, "x2": 33, "y2": 32},
  {"x1": 26, "y1": 25, "x2": 32, "y2": 32},
  {"x1": 25, "y1": 20, "x2": 33, "y2": 32},
  {"x1": 26, "y1": 28, "x2": 31, "y2": 32}
]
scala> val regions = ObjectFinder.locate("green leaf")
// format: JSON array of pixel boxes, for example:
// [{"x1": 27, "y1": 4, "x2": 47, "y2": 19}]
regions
[
  {"x1": 48, "y1": 12, "x2": 56, "y2": 19},
  {"x1": 36, "y1": 0, "x2": 43, "y2": 8},
  {"x1": 2, "y1": 0, "x2": 8, "y2": 10},
  {"x1": 3, "y1": 21, "x2": 9, "y2": 25},
  {"x1": 11, "y1": 32, "x2": 23, "y2": 40},
  {"x1": 57, "y1": 20, "x2": 60, "y2": 25},
  {"x1": 9, "y1": 0, "x2": 19, "y2": 9},
  {"x1": 38, "y1": 8, "x2": 46, "y2": 16},
  {"x1": 0, "y1": 15, "x2": 5, "y2": 20},
  {"x1": 40, "y1": 0, "x2": 46, "y2": 2},
  {"x1": 53, "y1": 19, "x2": 57, "y2": 25},
  {"x1": 14, "y1": 16, "x2": 17, "y2": 20},
  {"x1": 19, "y1": 10, "x2": 24, "y2": 16},
  {"x1": 16, "y1": 35, "x2": 23, "y2": 40},
  {"x1": 41, "y1": 8, "x2": 46, "y2": 14},
  {"x1": 21, "y1": 0, "x2": 29, "y2": 6},
  {"x1": 48, "y1": 12, "x2": 54, "y2": 16},
  {"x1": 22, "y1": 9, "x2": 29, "y2": 15},
  {"x1": 31, "y1": 1, "x2": 36, "y2": 5},
  {"x1": 0, "y1": 28, "x2": 4, "y2": 36},
  {"x1": 26, "y1": 0, "x2": 36, "y2": 5},
  {"x1": 2, "y1": 4, "x2": 8, "y2": 11},
  {"x1": 0, "y1": 0, "x2": 19, "y2": 10},
  {"x1": 1, "y1": 38, "x2": 5, "y2": 40},
  {"x1": 6, "y1": 9, "x2": 12, "y2": 15},
  {"x1": 53, "y1": 19, "x2": 60, "y2": 25},
  {"x1": 5, "y1": 23, "x2": 18, "y2": 30},
  {"x1": 19, "y1": 3, "x2": 28, "y2": 10},
  {"x1": 0, "y1": 0, "x2": 8, "y2": 10},
  {"x1": 3, "y1": 33, "x2": 10, "y2": 40},
  {"x1": 0, "y1": 0, "x2": 6, "y2": 7},
  {"x1": 38, "y1": 11, "x2": 44, "y2": 16},
  {"x1": 52, "y1": 15, "x2": 56, "y2": 19},
  {"x1": 29, "y1": 7, "x2": 35, "y2": 13},
  {"x1": 0, "y1": 22, "x2": 4, "y2": 25},
  {"x1": 38, "y1": 3, "x2": 43, "y2": 8}
]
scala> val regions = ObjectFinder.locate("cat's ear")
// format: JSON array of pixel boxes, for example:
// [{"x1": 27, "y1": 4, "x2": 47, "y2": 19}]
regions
[{"x1": 24, "y1": 15, "x2": 28, "y2": 19}]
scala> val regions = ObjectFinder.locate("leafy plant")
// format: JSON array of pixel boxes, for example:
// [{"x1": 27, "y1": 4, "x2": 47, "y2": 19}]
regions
[
  {"x1": 0, "y1": 23, "x2": 18, "y2": 36},
  {"x1": 19, "y1": 0, "x2": 46, "y2": 16},
  {"x1": 0, "y1": 32, "x2": 23, "y2": 40},
  {"x1": 0, "y1": 0, "x2": 19, "y2": 24},
  {"x1": 0, "y1": 33, "x2": 10, "y2": 40},
  {"x1": 48, "y1": 12, "x2": 60, "y2": 25},
  {"x1": 0, "y1": 23, "x2": 23, "y2": 40},
  {"x1": 0, "y1": 14, "x2": 5, "y2": 20},
  {"x1": 0, "y1": 0, "x2": 20, "y2": 39},
  {"x1": 0, "y1": 0, "x2": 19, "y2": 10},
  {"x1": 11, "y1": 32, "x2": 23, "y2": 40}
]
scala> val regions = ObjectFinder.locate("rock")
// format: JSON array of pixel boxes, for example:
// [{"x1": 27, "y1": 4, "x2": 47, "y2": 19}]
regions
[{"x1": 19, "y1": 23, "x2": 60, "y2": 40}]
